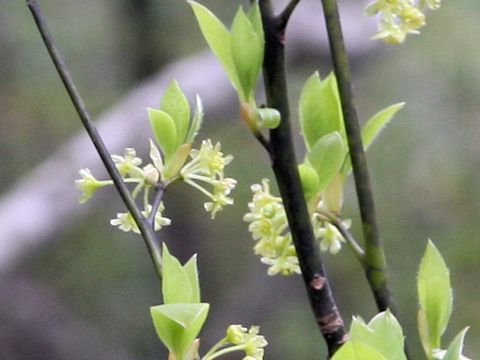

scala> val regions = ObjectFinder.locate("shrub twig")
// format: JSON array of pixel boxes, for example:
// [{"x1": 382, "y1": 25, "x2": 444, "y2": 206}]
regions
[
  {"x1": 259, "y1": 0, "x2": 347, "y2": 355},
  {"x1": 27, "y1": 0, "x2": 163, "y2": 279},
  {"x1": 320, "y1": 0, "x2": 396, "y2": 315}
]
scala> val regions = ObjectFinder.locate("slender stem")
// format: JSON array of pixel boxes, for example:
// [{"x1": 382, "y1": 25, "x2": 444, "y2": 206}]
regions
[
  {"x1": 320, "y1": 0, "x2": 396, "y2": 315},
  {"x1": 259, "y1": 1, "x2": 346, "y2": 356},
  {"x1": 27, "y1": 0, "x2": 163, "y2": 279},
  {"x1": 278, "y1": 0, "x2": 302, "y2": 29},
  {"x1": 254, "y1": 132, "x2": 272, "y2": 154},
  {"x1": 202, "y1": 344, "x2": 245, "y2": 360},
  {"x1": 239, "y1": 102, "x2": 272, "y2": 153},
  {"x1": 201, "y1": 338, "x2": 228, "y2": 360},
  {"x1": 317, "y1": 210, "x2": 365, "y2": 263},
  {"x1": 148, "y1": 184, "x2": 165, "y2": 226}
]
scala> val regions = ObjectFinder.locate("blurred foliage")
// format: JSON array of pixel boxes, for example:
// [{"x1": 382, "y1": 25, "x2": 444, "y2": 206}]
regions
[{"x1": 1, "y1": 0, "x2": 480, "y2": 359}]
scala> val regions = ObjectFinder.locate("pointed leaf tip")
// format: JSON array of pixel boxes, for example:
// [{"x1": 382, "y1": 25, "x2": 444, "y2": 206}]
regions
[
  {"x1": 148, "y1": 108, "x2": 178, "y2": 161},
  {"x1": 299, "y1": 72, "x2": 344, "y2": 150},
  {"x1": 161, "y1": 80, "x2": 191, "y2": 148},
  {"x1": 417, "y1": 239, "x2": 453, "y2": 350},
  {"x1": 230, "y1": 6, "x2": 263, "y2": 102},
  {"x1": 190, "y1": 1, "x2": 241, "y2": 94}
]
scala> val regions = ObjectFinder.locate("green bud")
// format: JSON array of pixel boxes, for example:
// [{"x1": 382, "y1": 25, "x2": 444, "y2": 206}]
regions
[
  {"x1": 298, "y1": 164, "x2": 320, "y2": 201},
  {"x1": 257, "y1": 107, "x2": 281, "y2": 129}
]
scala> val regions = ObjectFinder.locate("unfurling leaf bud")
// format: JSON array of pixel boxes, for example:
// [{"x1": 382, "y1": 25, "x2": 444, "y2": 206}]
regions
[
  {"x1": 298, "y1": 164, "x2": 319, "y2": 201},
  {"x1": 164, "y1": 143, "x2": 192, "y2": 180}
]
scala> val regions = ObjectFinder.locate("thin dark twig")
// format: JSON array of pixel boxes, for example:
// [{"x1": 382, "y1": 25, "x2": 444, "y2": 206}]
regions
[
  {"x1": 27, "y1": 0, "x2": 163, "y2": 278},
  {"x1": 255, "y1": 133, "x2": 272, "y2": 154},
  {"x1": 317, "y1": 210, "x2": 365, "y2": 263},
  {"x1": 259, "y1": 0, "x2": 347, "y2": 356},
  {"x1": 148, "y1": 184, "x2": 165, "y2": 226},
  {"x1": 278, "y1": 0, "x2": 302, "y2": 30}
]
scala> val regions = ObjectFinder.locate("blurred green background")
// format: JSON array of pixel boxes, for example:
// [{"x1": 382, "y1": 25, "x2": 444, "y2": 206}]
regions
[{"x1": 0, "y1": 0, "x2": 479, "y2": 359}]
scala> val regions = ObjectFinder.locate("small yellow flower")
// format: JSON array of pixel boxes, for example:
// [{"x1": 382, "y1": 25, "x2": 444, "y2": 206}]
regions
[
  {"x1": 75, "y1": 168, "x2": 111, "y2": 204},
  {"x1": 111, "y1": 148, "x2": 142, "y2": 177},
  {"x1": 366, "y1": 0, "x2": 440, "y2": 44},
  {"x1": 181, "y1": 139, "x2": 237, "y2": 218},
  {"x1": 110, "y1": 204, "x2": 171, "y2": 234},
  {"x1": 225, "y1": 325, "x2": 267, "y2": 360},
  {"x1": 244, "y1": 179, "x2": 300, "y2": 276}
]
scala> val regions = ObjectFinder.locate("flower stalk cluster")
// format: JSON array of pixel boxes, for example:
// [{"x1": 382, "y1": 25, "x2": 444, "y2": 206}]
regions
[
  {"x1": 202, "y1": 325, "x2": 267, "y2": 360},
  {"x1": 76, "y1": 81, "x2": 237, "y2": 234},
  {"x1": 366, "y1": 0, "x2": 441, "y2": 44},
  {"x1": 181, "y1": 139, "x2": 237, "y2": 219},
  {"x1": 243, "y1": 179, "x2": 351, "y2": 276}
]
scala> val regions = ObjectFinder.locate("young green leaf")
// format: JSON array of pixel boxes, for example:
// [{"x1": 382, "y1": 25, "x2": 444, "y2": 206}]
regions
[
  {"x1": 298, "y1": 163, "x2": 320, "y2": 201},
  {"x1": 189, "y1": 1, "x2": 240, "y2": 93},
  {"x1": 299, "y1": 72, "x2": 344, "y2": 150},
  {"x1": 148, "y1": 108, "x2": 178, "y2": 161},
  {"x1": 247, "y1": 1, "x2": 264, "y2": 46},
  {"x1": 149, "y1": 139, "x2": 164, "y2": 172},
  {"x1": 443, "y1": 327, "x2": 470, "y2": 360},
  {"x1": 362, "y1": 102, "x2": 404, "y2": 150},
  {"x1": 322, "y1": 173, "x2": 344, "y2": 214},
  {"x1": 184, "y1": 255, "x2": 201, "y2": 304},
  {"x1": 150, "y1": 303, "x2": 209, "y2": 359},
  {"x1": 341, "y1": 102, "x2": 404, "y2": 177},
  {"x1": 350, "y1": 311, "x2": 407, "y2": 360},
  {"x1": 331, "y1": 340, "x2": 387, "y2": 360},
  {"x1": 160, "y1": 80, "x2": 191, "y2": 147},
  {"x1": 230, "y1": 7, "x2": 263, "y2": 102},
  {"x1": 417, "y1": 240, "x2": 453, "y2": 351},
  {"x1": 162, "y1": 243, "x2": 194, "y2": 304},
  {"x1": 307, "y1": 132, "x2": 347, "y2": 193},
  {"x1": 185, "y1": 95, "x2": 204, "y2": 144}
]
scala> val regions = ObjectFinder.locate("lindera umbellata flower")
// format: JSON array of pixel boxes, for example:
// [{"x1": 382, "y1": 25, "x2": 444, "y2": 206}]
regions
[
  {"x1": 75, "y1": 168, "x2": 112, "y2": 203},
  {"x1": 110, "y1": 204, "x2": 171, "y2": 234},
  {"x1": 244, "y1": 72, "x2": 403, "y2": 276},
  {"x1": 75, "y1": 80, "x2": 259, "y2": 359},
  {"x1": 181, "y1": 139, "x2": 237, "y2": 219},
  {"x1": 243, "y1": 179, "x2": 299, "y2": 276},
  {"x1": 75, "y1": 80, "x2": 237, "y2": 232},
  {"x1": 200, "y1": 324, "x2": 268, "y2": 360},
  {"x1": 366, "y1": 0, "x2": 441, "y2": 44},
  {"x1": 29, "y1": 0, "x2": 472, "y2": 356}
]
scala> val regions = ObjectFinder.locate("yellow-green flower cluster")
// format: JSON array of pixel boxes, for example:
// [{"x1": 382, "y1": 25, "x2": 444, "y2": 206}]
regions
[
  {"x1": 312, "y1": 213, "x2": 351, "y2": 255},
  {"x1": 76, "y1": 146, "x2": 171, "y2": 234},
  {"x1": 76, "y1": 138, "x2": 237, "y2": 234},
  {"x1": 226, "y1": 325, "x2": 268, "y2": 360},
  {"x1": 243, "y1": 179, "x2": 299, "y2": 276},
  {"x1": 366, "y1": 0, "x2": 441, "y2": 44},
  {"x1": 110, "y1": 204, "x2": 171, "y2": 234},
  {"x1": 244, "y1": 179, "x2": 351, "y2": 275},
  {"x1": 181, "y1": 139, "x2": 237, "y2": 219}
]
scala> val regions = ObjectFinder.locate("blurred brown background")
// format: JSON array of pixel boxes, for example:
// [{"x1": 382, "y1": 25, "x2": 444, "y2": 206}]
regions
[{"x1": 0, "y1": 0, "x2": 479, "y2": 359}]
